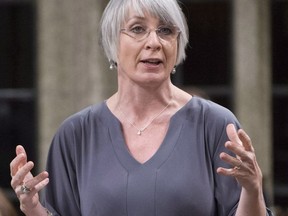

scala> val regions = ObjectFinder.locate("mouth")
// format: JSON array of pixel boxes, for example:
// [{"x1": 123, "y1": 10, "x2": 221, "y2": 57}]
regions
[{"x1": 140, "y1": 58, "x2": 163, "y2": 66}]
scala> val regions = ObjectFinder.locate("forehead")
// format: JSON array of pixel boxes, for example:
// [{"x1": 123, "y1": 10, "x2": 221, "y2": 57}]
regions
[
  {"x1": 123, "y1": 2, "x2": 174, "y2": 25},
  {"x1": 124, "y1": 10, "x2": 165, "y2": 25}
]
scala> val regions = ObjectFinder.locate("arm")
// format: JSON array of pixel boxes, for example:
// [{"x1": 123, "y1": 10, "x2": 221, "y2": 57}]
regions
[
  {"x1": 217, "y1": 124, "x2": 267, "y2": 216},
  {"x1": 10, "y1": 145, "x2": 50, "y2": 216},
  {"x1": 42, "y1": 120, "x2": 81, "y2": 216}
]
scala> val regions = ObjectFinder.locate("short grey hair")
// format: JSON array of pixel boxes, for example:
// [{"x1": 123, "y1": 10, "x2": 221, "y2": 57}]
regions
[{"x1": 99, "y1": 0, "x2": 189, "y2": 65}]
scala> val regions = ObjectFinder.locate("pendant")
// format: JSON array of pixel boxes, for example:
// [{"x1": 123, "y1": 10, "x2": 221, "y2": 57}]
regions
[{"x1": 137, "y1": 130, "x2": 142, "y2": 135}]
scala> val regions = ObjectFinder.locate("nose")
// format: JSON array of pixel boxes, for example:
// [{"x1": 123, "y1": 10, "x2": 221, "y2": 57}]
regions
[{"x1": 145, "y1": 30, "x2": 162, "y2": 50}]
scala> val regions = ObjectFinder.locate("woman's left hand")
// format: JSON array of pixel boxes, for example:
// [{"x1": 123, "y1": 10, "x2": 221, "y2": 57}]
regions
[{"x1": 217, "y1": 124, "x2": 263, "y2": 193}]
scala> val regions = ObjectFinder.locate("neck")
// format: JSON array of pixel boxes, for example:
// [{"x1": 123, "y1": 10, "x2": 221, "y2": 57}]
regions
[
  {"x1": 118, "y1": 79, "x2": 173, "y2": 106},
  {"x1": 117, "y1": 90, "x2": 173, "y2": 118},
  {"x1": 115, "y1": 92, "x2": 173, "y2": 136}
]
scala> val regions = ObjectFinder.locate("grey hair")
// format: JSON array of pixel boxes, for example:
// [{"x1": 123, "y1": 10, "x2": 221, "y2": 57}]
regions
[{"x1": 99, "y1": 0, "x2": 189, "y2": 66}]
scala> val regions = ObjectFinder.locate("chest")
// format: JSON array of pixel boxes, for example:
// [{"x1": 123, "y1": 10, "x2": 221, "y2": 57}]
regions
[
  {"x1": 77, "y1": 120, "x2": 216, "y2": 216},
  {"x1": 122, "y1": 120, "x2": 169, "y2": 164}
]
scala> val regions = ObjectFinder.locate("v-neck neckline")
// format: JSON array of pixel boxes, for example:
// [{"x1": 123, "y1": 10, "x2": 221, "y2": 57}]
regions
[{"x1": 104, "y1": 99, "x2": 193, "y2": 171}]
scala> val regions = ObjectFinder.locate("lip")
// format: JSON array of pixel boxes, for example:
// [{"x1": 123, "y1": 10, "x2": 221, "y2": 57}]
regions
[
  {"x1": 139, "y1": 58, "x2": 164, "y2": 69},
  {"x1": 140, "y1": 58, "x2": 163, "y2": 63}
]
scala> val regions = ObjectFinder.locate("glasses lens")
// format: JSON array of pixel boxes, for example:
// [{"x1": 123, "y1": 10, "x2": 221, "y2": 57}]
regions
[
  {"x1": 156, "y1": 26, "x2": 179, "y2": 41},
  {"x1": 122, "y1": 27, "x2": 147, "y2": 41},
  {"x1": 121, "y1": 26, "x2": 180, "y2": 42}
]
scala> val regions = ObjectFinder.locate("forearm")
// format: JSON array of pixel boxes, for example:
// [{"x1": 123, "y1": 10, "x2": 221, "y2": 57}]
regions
[{"x1": 235, "y1": 188, "x2": 267, "y2": 216}]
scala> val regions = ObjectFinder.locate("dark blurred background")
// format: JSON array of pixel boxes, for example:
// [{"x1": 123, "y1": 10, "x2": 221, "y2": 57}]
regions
[{"x1": 0, "y1": 0, "x2": 287, "y2": 214}]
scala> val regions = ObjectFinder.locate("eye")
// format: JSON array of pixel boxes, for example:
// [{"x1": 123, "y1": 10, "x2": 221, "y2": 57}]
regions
[
  {"x1": 157, "y1": 26, "x2": 174, "y2": 35},
  {"x1": 130, "y1": 25, "x2": 146, "y2": 34}
]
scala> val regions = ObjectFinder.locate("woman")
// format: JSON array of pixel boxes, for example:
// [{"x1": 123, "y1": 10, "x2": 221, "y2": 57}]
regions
[{"x1": 10, "y1": 0, "x2": 273, "y2": 215}]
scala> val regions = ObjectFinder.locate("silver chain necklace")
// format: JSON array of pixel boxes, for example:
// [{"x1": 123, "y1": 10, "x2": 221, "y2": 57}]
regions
[{"x1": 118, "y1": 100, "x2": 172, "y2": 136}]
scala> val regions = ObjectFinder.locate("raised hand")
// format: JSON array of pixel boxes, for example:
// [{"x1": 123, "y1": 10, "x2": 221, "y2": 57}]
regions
[
  {"x1": 217, "y1": 124, "x2": 263, "y2": 193},
  {"x1": 10, "y1": 145, "x2": 49, "y2": 214}
]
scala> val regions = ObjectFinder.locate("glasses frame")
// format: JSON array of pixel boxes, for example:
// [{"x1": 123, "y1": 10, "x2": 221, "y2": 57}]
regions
[{"x1": 120, "y1": 25, "x2": 181, "y2": 43}]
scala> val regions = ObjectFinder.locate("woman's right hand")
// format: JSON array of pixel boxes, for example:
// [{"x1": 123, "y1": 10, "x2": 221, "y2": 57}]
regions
[{"x1": 10, "y1": 145, "x2": 49, "y2": 215}]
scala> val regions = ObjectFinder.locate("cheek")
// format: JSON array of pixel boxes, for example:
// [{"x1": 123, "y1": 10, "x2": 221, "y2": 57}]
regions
[
  {"x1": 164, "y1": 44, "x2": 178, "y2": 64},
  {"x1": 118, "y1": 42, "x2": 139, "y2": 70},
  {"x1": 118, "y1": 40, "x2": 139, "y2": 61},
  {"x1": 118, "y1": 42, "x2": 127, "y2": 59}
]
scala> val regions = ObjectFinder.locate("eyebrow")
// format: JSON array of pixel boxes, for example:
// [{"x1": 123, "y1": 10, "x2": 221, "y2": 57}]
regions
[
  {"x1": 125, "y1": 15, "x2": 167, "y2": 27},
  {"x1": 126, "y1": 15, "x2": 146, "y2": 22}
]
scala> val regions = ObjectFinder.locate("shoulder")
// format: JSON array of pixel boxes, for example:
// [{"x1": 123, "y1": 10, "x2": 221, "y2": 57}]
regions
[
  {"x1": 182, "y1": 97, "x2": 240, "y2": 134},
  {"x1": 55, "y1": 101, "x2": 107, "y2": 135},
  {"x1": 186, "y1": 97, "x2": 241, "y2": 156},
  {"x1": 48, "y1": 102, "x2": 108, "y2": 153},
  {"x1": 187, "y1": 96, "x2": 237, "y2": 122}
]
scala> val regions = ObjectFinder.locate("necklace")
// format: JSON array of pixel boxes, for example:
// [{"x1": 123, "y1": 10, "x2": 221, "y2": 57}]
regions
[{"x1": 118, "y1": 100, "x2": 172, "y2": 136}]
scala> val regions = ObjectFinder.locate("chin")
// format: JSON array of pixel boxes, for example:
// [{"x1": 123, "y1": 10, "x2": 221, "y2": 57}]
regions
[{"x1": 137, "y1": 73, "x2": 170, "y2": 87}]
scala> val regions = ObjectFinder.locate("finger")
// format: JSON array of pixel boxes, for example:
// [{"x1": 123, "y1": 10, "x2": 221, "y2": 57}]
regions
[
  {"x1": 16, "y1": 145, "x2": 27, "y2": 157},
  {"x1": 216, "y1": 166, "x2": 246, "y2": 179},
  {"x1": 16, "y1": 145, "x2": 28, "y2": 165},
  {"x1": 10, "y1": 153, "x2": 27, "y2": 177},
  {"x1": 17, "y1": 172, "x2": 49, "y2": 198},
  {"x1": 11, "y1": 161, "x2": 34, "y2": 189},
  {"x1": 216, "y1": 167, "x2": 235, "y2": 176},
  {"x1": 24, "y1": 171, "x2": 49, "y2": 190},
  {"x1": 238, "y1": 129, "x2": 255, "y2": 152},
  {"x1": 219, "y1": 152, "x2": 242, "y2": 168},
  {"x1": 25, "y1": 178, "x2": 50, "y2": 198},
  {"x1": 225, "y1": 141, "x2": 245, "y2": 159},
  {"x1": 226, "y1": 124, "x2": 243, "y2": 146},
  {"x1": 34, "y1": 177, "x2": 49, "y2": 192}
]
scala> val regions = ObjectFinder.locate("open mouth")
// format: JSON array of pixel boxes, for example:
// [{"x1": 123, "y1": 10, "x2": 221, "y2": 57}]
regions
[{"x1": 141, "y1": 59, "x2": 163, "y2": 65}]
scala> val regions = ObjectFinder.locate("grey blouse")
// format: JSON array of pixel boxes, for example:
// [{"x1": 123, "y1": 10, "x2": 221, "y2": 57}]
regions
[{"x1": 42, "y1": 97, "x2": 272, "y2": 216}]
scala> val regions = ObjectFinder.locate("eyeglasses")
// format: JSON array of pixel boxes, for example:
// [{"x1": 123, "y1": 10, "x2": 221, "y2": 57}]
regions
[{"x1": 120, "y1": 25, "x2": 181, "y2": 43}]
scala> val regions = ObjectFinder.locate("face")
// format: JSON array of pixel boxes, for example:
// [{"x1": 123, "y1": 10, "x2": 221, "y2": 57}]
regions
[{"x1": 117, "y1": 10, "x2": 179, "y2": 86}]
